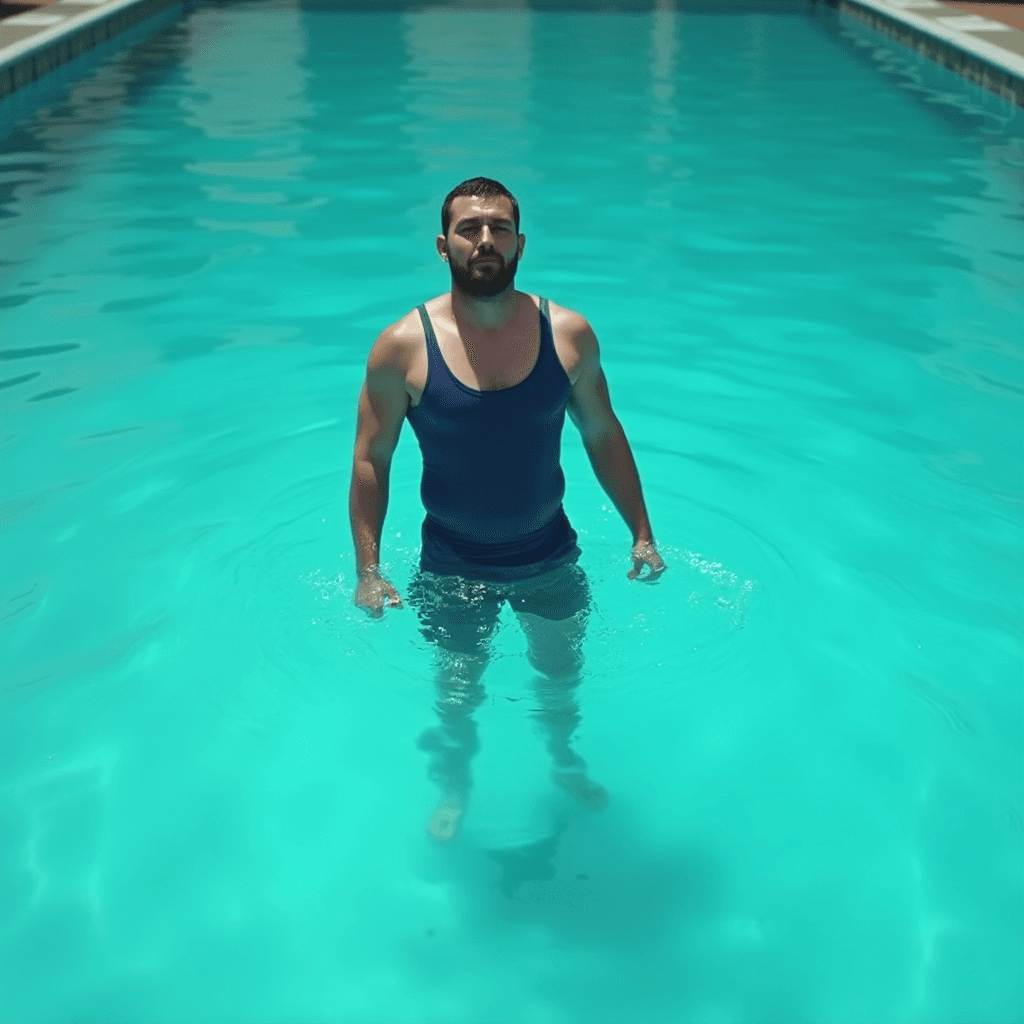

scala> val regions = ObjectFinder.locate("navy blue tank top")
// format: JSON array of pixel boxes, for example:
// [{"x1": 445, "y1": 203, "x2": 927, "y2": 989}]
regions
[{"x1": 406, "y1": 297, "x2": 578, "y2": 573}]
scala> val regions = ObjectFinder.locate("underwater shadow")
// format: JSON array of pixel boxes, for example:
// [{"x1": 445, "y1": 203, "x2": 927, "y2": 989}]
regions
[{"x1": 410, "y1": 802, "x2": 738, "y2": 1022}]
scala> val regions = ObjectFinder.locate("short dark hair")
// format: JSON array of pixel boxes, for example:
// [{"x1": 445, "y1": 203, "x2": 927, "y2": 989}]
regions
[{"x1": 441, "y1": 177, "x2": 520, "y2": 238}]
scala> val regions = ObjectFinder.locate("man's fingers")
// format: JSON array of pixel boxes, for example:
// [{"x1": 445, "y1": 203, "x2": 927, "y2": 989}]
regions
[
  {"x1": 628, "y1": 554, "x2": 667, "y2": 581},
  {"x1": 360, "y1": 586, "x2": 403, "y2": 616},
  {"x1": 640, "y1": 563, "x2": 666, "y2": 582}
]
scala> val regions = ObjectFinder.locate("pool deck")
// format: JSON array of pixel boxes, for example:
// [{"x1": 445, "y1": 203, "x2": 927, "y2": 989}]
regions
[
  {"x1": 0, "y1": 0, "x2": 1022, "y2": 105},
  {"x1": 0, "y1": 0, "x2": 179, "y2": 100},
  {"x1": 837, "y1": 0, "x2": 1024, "y2": 105}
]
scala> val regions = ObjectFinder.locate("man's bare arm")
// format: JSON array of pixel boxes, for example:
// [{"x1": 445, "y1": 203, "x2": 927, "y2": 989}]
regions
[
  {"x1": 565, "y1": 317, "x2": 665, "y2": 579},
  {"x1": 350, "y1": 328, "x2": 410, "y2": 613}
]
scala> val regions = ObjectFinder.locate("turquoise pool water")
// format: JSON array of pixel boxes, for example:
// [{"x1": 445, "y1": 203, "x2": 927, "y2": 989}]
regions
[{"x1": 1, "y1": 2, "x2": 1022, "y2": 1021}]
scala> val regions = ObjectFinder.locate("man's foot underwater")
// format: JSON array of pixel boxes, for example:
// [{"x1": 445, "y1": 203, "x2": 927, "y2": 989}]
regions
[
  {"x1": 551, "y1": 766, "x2": 608, "y2": 810},
  {"x1": 428, "y1": 793, "x2": 466, "y2": 842}
]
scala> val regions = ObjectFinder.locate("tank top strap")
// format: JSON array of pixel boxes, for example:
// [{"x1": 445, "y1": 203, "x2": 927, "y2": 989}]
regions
[
  {"x1": 538, "y1": 296, "x2": 555, "y2": 353},
  {"x1": 417, "y1": 304, "x2": 441, "y2": 363},
  {"x1": 539, "y1": 295, "x2": 551, "y2": 330}
]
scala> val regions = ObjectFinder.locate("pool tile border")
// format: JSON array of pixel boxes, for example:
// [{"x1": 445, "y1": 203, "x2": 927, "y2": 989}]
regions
[
  {"x1": 837, "y1": 0, "x2": 1024, "y2": 107},
  {"x1": 0, "y1": 0, "x2": 1022, "y2": 106},
  {"x1": 0, "y1": 0, "x2": 178, "y2": 100}
]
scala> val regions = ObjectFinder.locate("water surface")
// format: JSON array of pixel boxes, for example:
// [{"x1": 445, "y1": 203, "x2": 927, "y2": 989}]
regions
[{"x1": 1, "y1": 3, "x2": 1022, "y2": 1021}]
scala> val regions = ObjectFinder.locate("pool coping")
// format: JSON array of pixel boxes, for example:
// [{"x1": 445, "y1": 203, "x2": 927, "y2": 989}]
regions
[
  {"x1": 0, "y1": 0, "x2": 179, "y2": 100},
  {"x1": 1, "y1": 0, "x2": 1023, "y2": 106},
  {"x1": 837, "y1": 0, "x2": 1024, "y2": 107}
]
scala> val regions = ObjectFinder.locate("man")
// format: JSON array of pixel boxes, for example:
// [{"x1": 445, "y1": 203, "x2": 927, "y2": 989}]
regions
[{"x1": 350, "y1": 177, "x2": 664, "y2": 842}]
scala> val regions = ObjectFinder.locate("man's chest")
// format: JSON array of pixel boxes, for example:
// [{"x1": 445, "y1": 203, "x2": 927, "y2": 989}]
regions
[{"x1": 438, "y1": 325, "x2": 541, "y2": 392}]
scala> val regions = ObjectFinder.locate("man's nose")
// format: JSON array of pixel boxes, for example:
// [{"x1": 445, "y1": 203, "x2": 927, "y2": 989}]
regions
[{"x1": 478, "y1": 225, "x2": 495, "y2": 248}]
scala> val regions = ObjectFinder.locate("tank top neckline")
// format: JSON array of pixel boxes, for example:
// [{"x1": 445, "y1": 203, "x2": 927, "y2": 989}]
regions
[{"x1": 416, "y1": 296, "x2": 553, "y2": 400}]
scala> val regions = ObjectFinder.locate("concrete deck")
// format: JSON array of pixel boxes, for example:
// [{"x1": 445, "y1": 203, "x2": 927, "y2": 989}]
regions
[
  {"x1": 0, "y1": 0, "x2": 178, "y2": 99},
  {"x1": 942, "y1": 3, "x2": 1024, "y2": 32},
  {"x1": 1, "y1": 0, "x2": 1023, "y2": 105},
  {"x1": 838, "y1": 0, "x2": 1023, "y2": 105}
]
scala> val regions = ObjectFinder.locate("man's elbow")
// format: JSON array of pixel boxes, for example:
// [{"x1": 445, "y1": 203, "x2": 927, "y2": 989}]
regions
[
  {"x1": 581, "y1": 415, "x2": 623, "y2": 453},
  {"x1": 351, "y1": 452, "x2": 391, "y2": 485}
]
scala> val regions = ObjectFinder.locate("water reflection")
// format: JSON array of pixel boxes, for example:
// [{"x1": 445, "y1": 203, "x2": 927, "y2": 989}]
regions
[
  {"x1": 180, "y1": 0, "x2": 311, "y2": 142},
  {"x1": 400, "y1": 0, "x2": 535, "y2": 185}
]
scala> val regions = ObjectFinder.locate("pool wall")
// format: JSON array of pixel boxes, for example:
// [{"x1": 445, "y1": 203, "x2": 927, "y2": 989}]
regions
[
  {"x1": 837, "y1": 0, "x2": 1024, "y2": 106},
  {"x1": 1, "y1": 0, "x2": 1023, "y2": 105},
  {"x1": 0, "y1": 0, "x2": 179, "y2": 100}
]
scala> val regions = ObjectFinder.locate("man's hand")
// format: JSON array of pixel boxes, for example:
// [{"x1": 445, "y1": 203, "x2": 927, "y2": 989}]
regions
[
  {"x1": 628, "y1": 539, "x2": 666, "y2": 581},
  {"x1": 354, "y1": 568, "x2": 403, "y2": 618}
]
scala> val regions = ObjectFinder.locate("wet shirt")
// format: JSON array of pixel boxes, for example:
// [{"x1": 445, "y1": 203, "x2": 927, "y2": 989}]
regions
[{"x1": 405, "y1": 297, "x2": 579, "y2": 575}]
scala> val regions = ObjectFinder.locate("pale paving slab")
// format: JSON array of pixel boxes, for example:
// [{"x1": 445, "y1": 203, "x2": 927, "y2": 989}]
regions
[
  {"x1": 0, "y1": 0, "x2": 178, "y2": 98},
  {"x1": 849, "y1": 0, "x2": 1024, "y2": 65},
  {"x1": 840, "y1": 0, "x2": 1024, "y2": 104}
]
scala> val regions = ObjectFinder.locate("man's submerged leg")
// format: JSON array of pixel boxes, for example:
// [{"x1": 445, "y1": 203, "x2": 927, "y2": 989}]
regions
[
  {"x1": 512, "y1": 564, "x2": 607, "y2": 810},
  {"x1": 410, "y1": 571, "x2": 501, "y2": 842},
  {"x1": 420, "y1": 648, "x2": 488, "y2": 840}
]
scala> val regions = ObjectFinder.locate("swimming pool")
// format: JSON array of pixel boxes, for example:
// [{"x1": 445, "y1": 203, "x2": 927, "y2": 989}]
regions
[{"x1": 1, "y1": 1, "x2": 1022, "y2": 1020}]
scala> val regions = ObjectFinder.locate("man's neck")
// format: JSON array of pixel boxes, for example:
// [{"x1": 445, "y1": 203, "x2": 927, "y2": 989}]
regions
[{"x1": 449, "y1": 285, "x2": 520, "y2": 334}]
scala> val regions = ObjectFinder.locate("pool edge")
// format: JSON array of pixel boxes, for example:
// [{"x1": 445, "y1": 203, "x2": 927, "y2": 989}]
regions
[
  {"x1": 0, "y1": 0, "x2": 180, "y2": 100},
  {"x1": 1, "y1": 0, "x2": 1022, "y2": 107},
  {"x1": 836, "y1": 0, "x2": 1024, "y2": 108}
]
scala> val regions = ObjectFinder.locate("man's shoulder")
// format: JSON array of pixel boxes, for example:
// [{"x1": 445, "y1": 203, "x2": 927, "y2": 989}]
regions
[
  {"x1": 545, "y1": 299, "x2": 598, "y2": 355},
  {"x1": 369, "y1": 296, "x2": 445, "y2": 372},
  {"x1": 546, "y1": 299, "x2": 593, "y2": 335}
]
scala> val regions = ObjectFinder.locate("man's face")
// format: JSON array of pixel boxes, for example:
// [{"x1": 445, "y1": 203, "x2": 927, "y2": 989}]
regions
[{"x1": 439, "y1": 196, "x2": 524, "y2": 298}]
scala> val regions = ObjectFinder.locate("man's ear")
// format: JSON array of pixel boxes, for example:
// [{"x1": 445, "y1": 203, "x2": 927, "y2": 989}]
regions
[{"x1": 436, "y1": 234, "x2": 449, "y2": 261}]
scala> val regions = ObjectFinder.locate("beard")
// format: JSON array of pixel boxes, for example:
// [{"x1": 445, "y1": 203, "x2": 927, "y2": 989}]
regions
[{"x1": 449, "y1": 252, "x2": 519, "y2": 298}]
